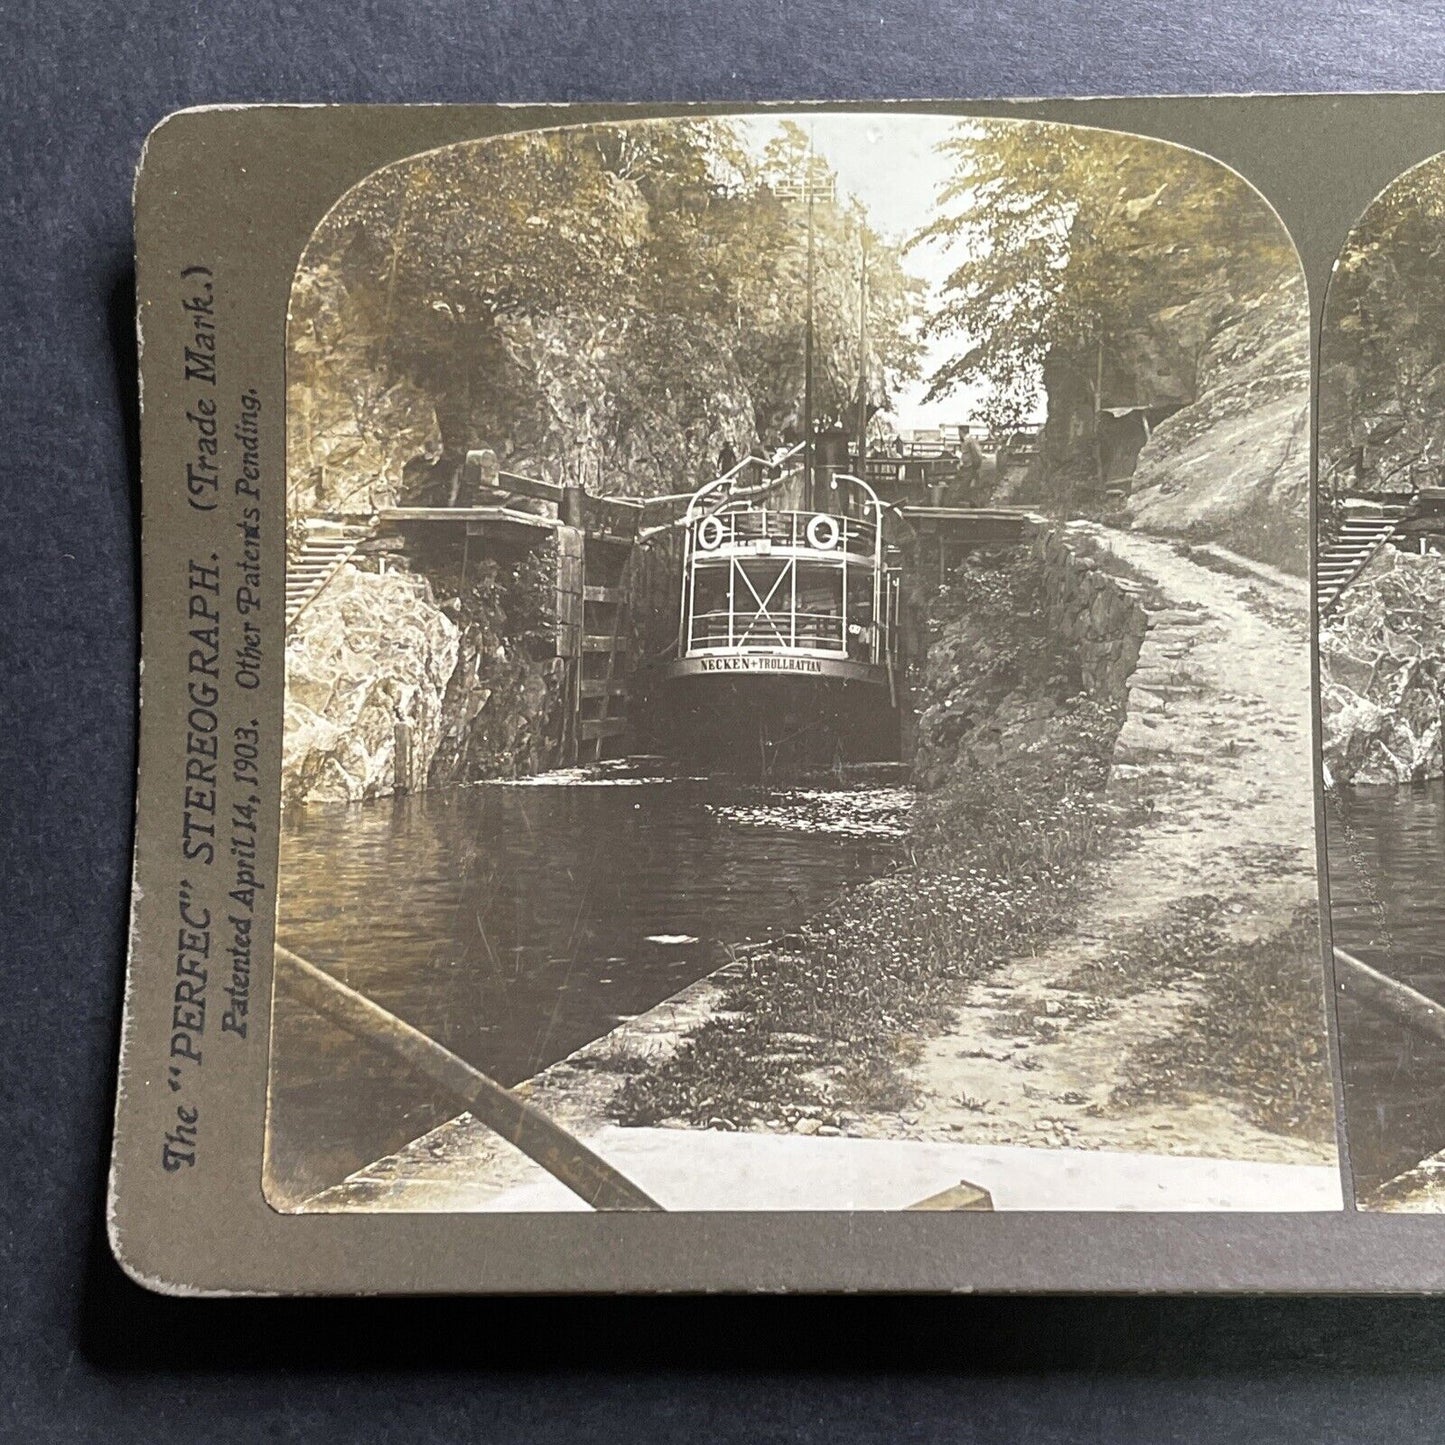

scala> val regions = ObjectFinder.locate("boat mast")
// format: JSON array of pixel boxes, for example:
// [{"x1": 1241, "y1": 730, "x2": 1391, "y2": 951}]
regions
[
  {"x1": 803, "y1": 127, "x2": 816, "y2": 511},
  {"x1": 855, "y1": 229, "x2": 869, "y2": 480}
]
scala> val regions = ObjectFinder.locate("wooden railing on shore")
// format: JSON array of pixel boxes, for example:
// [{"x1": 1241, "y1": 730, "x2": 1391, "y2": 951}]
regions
[
  {"x1": 1334, "y1": 945, "x2": 1445, "y2": 1044},
  {"x1": 275, "y1": 943, "x2": 663, "y2": 1211}
]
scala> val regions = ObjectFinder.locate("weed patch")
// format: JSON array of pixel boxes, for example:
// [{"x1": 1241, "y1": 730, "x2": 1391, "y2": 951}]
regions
[
  {"x1": 1176, "y1": 489, "x2": 1308, "y2": 578},
  {"x1": 1060, "y1": 895, "x2": 1227, "y2": 998},
  {"x1": 1109, "y1": 904, "x2": 1335, "y2": 1143}
]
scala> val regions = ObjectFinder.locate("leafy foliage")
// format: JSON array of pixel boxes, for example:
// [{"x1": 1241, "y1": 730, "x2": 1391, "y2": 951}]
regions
[
  {"x1": 915, "y1": 121, "x2": 1296, "y2": 442},
  {"x1": 289, "y1": 120, "x2": 922, "y2": 508},
  {"x1": 1319, "y1": 156, "x2": 1445, "y2": 509}
]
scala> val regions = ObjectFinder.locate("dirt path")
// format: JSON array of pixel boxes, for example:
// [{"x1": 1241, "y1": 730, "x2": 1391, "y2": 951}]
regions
[{"x1": 850, "y1": 523, "x2": 1335, "y2": 1166}]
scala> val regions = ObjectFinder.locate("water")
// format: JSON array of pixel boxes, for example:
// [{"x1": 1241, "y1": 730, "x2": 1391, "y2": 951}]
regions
[
  {"x1": 267, "y1": 761, "x2": 910, "y2": 1205},
  {"x1": 1327, "y1": 784, "x2": 1445, "y2": 1195}
]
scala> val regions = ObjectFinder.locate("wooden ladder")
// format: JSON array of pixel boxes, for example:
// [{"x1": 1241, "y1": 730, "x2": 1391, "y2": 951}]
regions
[{"x1": 576, "y1": 573, "x2": 629, "y2": 764}]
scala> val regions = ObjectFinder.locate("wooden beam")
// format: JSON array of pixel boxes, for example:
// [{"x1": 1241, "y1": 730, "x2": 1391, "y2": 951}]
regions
[
  {"x1": 578, "y1": 717, "x2": 629, "y2": 741},
  {"x1": 274, "y1": 943, "x2": 661, "y2": 1211},
  {"x1": 580, "y1": 679, "x2": 629, "y2": 699},
  {"x1": 497, "y1": 468, "x2": 565, "y2": 505},
  {"x1": 378, "y1": 505, "x2": 559, "y2": 531},
  {"x1": 583, "y1": 584, "x2": 623, "y2": 603},
  {"x1": 582, "y1": 634, "x2": 629, "y2": 652},
  {"x1": 1335, "y1": 946, "x2": 1445, "y2": 1044}
]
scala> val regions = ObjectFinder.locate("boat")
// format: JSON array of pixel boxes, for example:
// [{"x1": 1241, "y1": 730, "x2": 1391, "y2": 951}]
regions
[{"x1": 660, "y1": 458, "x2": 902, "y2": 771}]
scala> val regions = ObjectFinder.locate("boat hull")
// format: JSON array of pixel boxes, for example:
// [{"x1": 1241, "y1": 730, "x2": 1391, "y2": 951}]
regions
[{"x1": 657, "y1": 670, "x2": 899, "y2": 774}]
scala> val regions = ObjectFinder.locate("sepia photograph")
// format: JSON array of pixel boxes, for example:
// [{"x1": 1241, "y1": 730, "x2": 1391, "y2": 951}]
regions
[
  {"x1": 266, "y1": 112, "x2": 1340, "y2": 1214},
  {"x1": 1318, "y1": 152, "x2": 1445, "y2": 1210}
]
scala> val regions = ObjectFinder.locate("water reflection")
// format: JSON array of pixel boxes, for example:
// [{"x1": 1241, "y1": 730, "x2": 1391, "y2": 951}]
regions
[
  {"x1": 1327, "y1": 784, "x2": 1445, "y2": 1195},
  {"x1": 266, "y1": 765, "x2": 908, "y2": 1206}
]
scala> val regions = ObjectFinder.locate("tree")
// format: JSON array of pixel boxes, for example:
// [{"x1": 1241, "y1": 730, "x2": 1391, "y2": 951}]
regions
[
  {"x1": 914, "y1": 121, "x2": 1297, "y2": 483},
  {"x1": 289, "y1": 120, "x2": 925, "y2": 508},
  {"x1": 1320, "y1": 156, "x2": 1445, "y2": 512},
  {"x1": 731, "y1": 123, "x2": 922, "y2": 444},
  {"x1": 300, "y1": 128, "x2": 653, "y2": 487}
]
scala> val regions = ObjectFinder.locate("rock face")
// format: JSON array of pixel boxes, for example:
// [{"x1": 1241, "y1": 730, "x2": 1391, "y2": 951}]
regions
[
  {"x1": 283, "y1": 566, "x2": 459, "y2": 805},
  {"x1": 425, "y1": 624, "x2": 562, "y2": 787},
  {"x1": 290, "y1": 273, "x2": 760, "y2": 517},
  {"x1": 1320, "y1": 548, "x2": 1445, "y2": 786},
  {"x1": 911, "y1": 532, "x2": 1141, "y2": 791},
  {"x1": 1321, "y1": 354, "x2": 1445, "y2": 502},
  {"x1": 283, "y1": 552, "x2": 571, "y2": 806},
  {"x1": 478, "y1": 310, "x2": 758, "y2": 498},
  {"x1": 287, "y1": 261, "x2": 443, "y2": 518},
  {"x1": 1126, "y1": 274, "x2": 1310, "y2": 536}
]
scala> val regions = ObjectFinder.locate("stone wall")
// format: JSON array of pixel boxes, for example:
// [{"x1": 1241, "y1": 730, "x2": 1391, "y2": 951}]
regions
[
  {"x1": 910, "y1": 529, "x2": 1145, "y2": 791},
  {"x1": 1321, "y1": 547, "x2": 1445, "y2": 786},
  {"x1": 1035, "y1": 526, "x2": 1149, "y2": 709}
]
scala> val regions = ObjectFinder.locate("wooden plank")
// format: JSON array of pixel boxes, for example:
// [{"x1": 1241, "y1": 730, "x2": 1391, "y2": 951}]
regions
[
  {"x1": 583, "y1": 584, "x2": 622, "y2": 603},
  {"x1": 498, "y1": 469, "x2": 565, "y2": 505},
  {"x1": 555, "y1": 527, "x2": 585, "y2": 658},
  {"x1": 377, "y1": 506, "x2": 562, "y2": 543},
  {"x1": 582, "y1": 634, "x2": 629, "y2": 652},
  {"x1": 274, "y1": 945, "x2": 660, "y2": 1212},
  {"x1": 578, "y1": 717, "x2": 629, "y2": 741},
  {"x1": 580, "y1": 680, "x2": 629, "y2": 699},
  {"x1": 1335, "y1": 946, "x2": 1445, "y2": 1044},
  {"x1": 379, "y1": 506, "x2": 556, "y2": 523}
]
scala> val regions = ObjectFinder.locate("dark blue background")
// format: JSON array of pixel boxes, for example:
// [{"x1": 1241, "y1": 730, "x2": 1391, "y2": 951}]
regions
[{"x1": 8, "y1": 1, "x2": 1445, "y2": 1438}]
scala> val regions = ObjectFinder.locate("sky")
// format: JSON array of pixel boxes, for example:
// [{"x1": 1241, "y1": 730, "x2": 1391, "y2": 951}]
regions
[{"x1": 733, "y1": 112, "x2": 991, "y2": 433}]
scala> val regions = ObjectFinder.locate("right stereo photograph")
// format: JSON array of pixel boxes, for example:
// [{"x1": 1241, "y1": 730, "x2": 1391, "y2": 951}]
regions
[{"x1": 1320, "y1": 152, "x2": 1445, "y2": 1210}]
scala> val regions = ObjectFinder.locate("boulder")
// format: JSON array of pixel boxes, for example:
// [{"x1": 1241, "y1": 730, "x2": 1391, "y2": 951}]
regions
[
  {"x1": 282, "y1": 565, "x2": 459, "y2": 805},
  {"x1": 1320, "y1": 548, "x2": 1445, "y2": 785}
]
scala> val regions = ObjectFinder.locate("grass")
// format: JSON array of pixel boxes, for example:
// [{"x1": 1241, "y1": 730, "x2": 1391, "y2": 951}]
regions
[
  {"x1": 1109, "y1": 903, "x2": 1336, "y2": 1144},
  {"x1": 988, "y1": 995, "x2": 1117, "y2": 1043},
  {"x1": 610, "y1": 550, "x2": 1128, "y2": 1129},
  {"x1": 1059, "y1": 895, "x2": 1228, "y2": 998}
]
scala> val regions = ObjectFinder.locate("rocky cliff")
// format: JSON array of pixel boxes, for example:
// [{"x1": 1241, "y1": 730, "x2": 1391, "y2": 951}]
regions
[
  {"x1": 287, "y1": 261, "x2": 443, "y2": 518},
  {"x1": 1125, "y1": 274, "x2": 1310, "y2": 552},
  {"x1": 422, "y1": 553, "x2": 566, "y2": 787},
  {"x1": 474, "y1": 310, "x2": 758, "y2": 498},
  {"x1": 283, "y1": 566, "x2": 459, "y2": 805},
  {"x1": 283, "y1": 548, "x2": 570, "y2": 806},
  {"x1": 1321, "y1": 548, "x2": 1445, "y2": 786},
  {"x1": 289, "y1": 264, "x2": 760, "y2": 517},
  {"x1": 1317, "y1": 161, "x2": 1445, "y2": 505}
]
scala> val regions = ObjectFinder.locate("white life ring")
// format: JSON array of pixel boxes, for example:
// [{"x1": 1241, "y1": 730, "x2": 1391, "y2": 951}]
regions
[
  {"x1": 807, "y1": 513, "x2": 840, "y2": 551},
  {"x1": 696, "y1": 515, "x2": 725, "y2": 550}
]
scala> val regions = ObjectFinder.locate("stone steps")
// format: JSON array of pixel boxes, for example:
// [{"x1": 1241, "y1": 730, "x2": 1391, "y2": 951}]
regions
[
  {"x1": 1317, "y1": 512, "x2": 1405, "y2": 617},
  {"x1": 286, "y1": 527, "x2": 370, "y2": 628}
]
